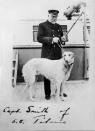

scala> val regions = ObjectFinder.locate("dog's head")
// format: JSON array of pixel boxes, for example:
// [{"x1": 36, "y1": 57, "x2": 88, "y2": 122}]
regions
[{"x1": 62, "y1": 51, "x2": 74, "y2": 66}]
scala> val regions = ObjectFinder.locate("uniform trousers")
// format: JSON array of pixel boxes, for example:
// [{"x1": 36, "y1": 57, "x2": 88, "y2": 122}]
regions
[{"x1": 44, "y1": 77, "x2": 51, "y2": 98}]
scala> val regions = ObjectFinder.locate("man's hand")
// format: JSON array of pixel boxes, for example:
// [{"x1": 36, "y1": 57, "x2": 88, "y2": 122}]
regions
[
  {"x1": 61, "y1": 35, "x2": 67, "y2": 42},
  {"x1": 52, "y1": 37, "x2": 59, "y2": 43}
]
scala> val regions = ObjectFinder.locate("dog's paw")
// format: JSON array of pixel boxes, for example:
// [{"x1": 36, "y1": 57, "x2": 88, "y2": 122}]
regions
[
  {"x1": 60, "y1": 96, "x2": 64, "y2": 101},
  {"x1": 30, "y1": 97, "x2": 36, "y2": 101},
  {"x1": 55, "y1": 96, "x2": 61, "y2": 101}
]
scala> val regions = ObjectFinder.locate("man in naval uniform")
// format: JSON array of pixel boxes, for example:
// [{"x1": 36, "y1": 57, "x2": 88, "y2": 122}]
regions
[{"x1": 37, "y1": 9, "x2": 66, "y2": 100}]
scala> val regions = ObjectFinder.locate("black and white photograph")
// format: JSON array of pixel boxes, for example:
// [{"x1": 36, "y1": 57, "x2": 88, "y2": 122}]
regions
[{"x1": 0, "y1": 0, "x2": 95, "y2": 130}]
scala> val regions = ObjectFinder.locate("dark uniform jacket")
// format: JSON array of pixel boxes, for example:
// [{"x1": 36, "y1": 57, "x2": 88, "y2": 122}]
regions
[{"x1": 37, "y1": 20, "x2": 63, "y2": 60}]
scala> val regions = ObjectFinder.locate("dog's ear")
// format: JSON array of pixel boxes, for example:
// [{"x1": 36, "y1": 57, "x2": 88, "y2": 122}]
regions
[
  {"x1": 64, "y1": 61, "x2": 69, "y2": 69},
  {"x1": 63, "y1": 62, "x2": 69, "y2": 73}
]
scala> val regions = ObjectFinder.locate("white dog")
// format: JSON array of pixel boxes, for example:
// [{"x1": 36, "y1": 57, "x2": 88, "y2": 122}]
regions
[{"x1": 22, "y1": 51, "x2": 74, "y2": 101}]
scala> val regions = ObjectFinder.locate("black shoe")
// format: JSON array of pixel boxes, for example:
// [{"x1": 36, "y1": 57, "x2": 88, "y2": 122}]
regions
[
  {"x1": 63, "y1": 93, "x2": 68, "y2": 97},
  {"x1": 45, "y1": 95, "x2": 50, "y2": 100}
]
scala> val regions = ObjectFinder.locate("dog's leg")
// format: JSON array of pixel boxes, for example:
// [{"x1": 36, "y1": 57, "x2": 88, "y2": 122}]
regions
[
  {"x1": 29, "y1": 84, "x2": 34, "y2": 101},
  {"x1": 51, "y1": 80, "x2": 57, "y2": 97},
  {"x1": 60, "y1": 81, "x2": 65, "y2": 101},
  {"x1": 60, "y1": 81, "x2": 64, "y2": 96},
  {"x1": 28, "y1": 75, "x2": 36, "y2": 101},
  {"x1": 60, "y1": 81, "x2": 67, "y2": 101},
  {"x1": 55, "y1": 81, "x2": 61, "y2": 101}
]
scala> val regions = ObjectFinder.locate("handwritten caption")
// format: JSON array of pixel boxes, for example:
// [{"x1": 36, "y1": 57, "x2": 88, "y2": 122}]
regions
[{"x1": 1, "y1": 105, "x2": 70, "y2": 125}]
